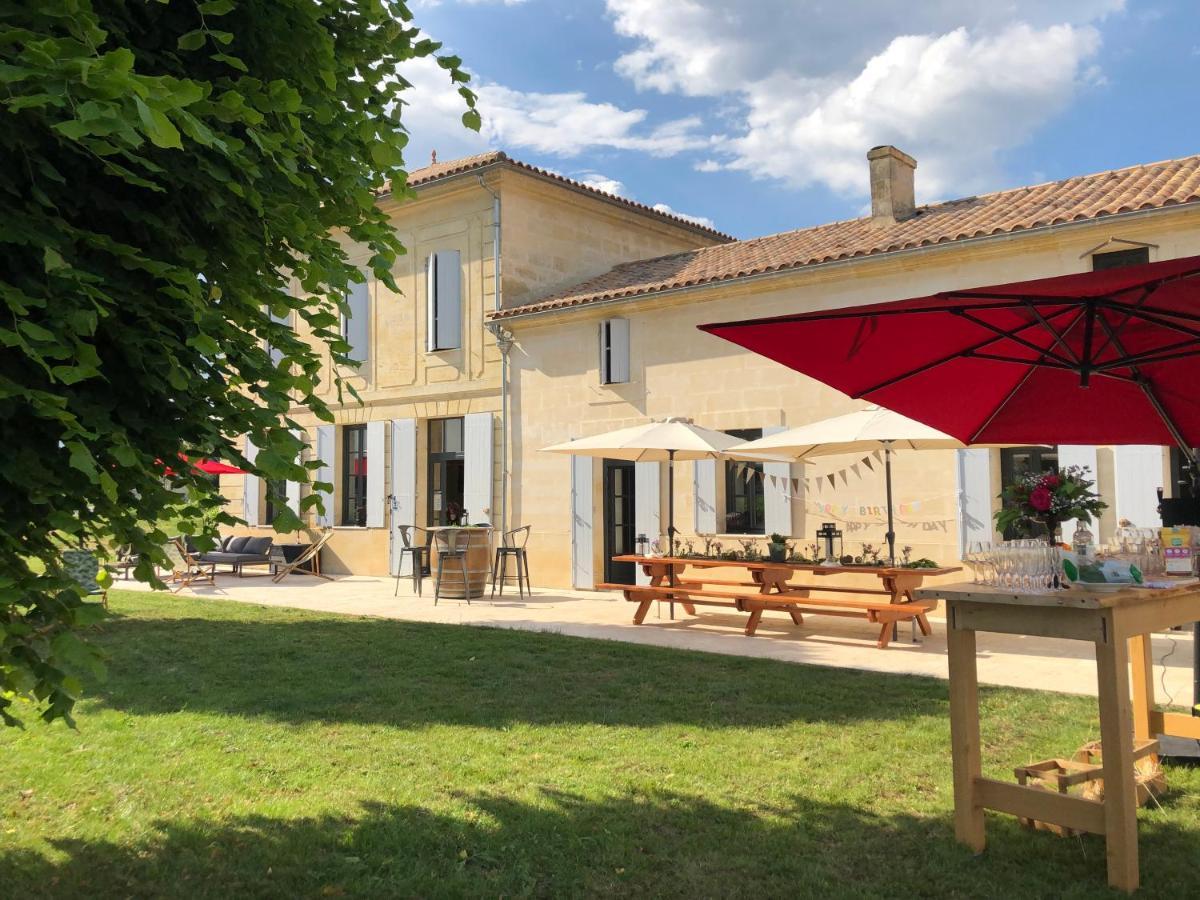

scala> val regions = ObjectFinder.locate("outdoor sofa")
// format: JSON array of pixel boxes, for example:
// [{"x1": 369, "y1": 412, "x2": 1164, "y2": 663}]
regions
[{"x1": 196, "y1": 535, "x2": 275, "y2": 577}]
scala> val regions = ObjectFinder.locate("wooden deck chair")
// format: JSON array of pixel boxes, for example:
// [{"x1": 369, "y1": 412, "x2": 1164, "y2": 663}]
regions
[
  {"x1": 165, "y1": 538, "x2": 216, "y2": 592},
  {"x1": 62, "y1": 548, "x2": 109, "y2": 609},
  {"x1": 272, "y1": 529, "x2": 334, "y2": 582}
]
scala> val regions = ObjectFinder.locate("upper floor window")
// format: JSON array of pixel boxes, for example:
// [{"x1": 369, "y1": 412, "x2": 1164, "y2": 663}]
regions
[
  {"x1": 724, "y1": 428, "x2": 765, "y2": 535},
  {"x1": 266, "y1": 304, "x2": 292, "y2": 367},
  {"x1": 1092, "y1": 247, "x2": 1149, "y2": 271},
  {"x1": 427, "y1": 250, "x2": 462, "y2": 351},
  {"x1": 342, "y1": 424, "x2": 368, "y2": 526},
  {"x1": 599, "y1": 318, "x2": 630, "y2": 384},
  {"x1": 341, "y1": 279, "x2": 369, "y2": 364}
]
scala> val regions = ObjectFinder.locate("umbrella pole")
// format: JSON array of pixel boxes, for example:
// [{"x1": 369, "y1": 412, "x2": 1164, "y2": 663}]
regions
[
  {"x1": 884, "y1": 443, "x2": 896, "y2": 566},
  {"x1": 667, "y1": 449, "x2": 676, "y2": 558}
]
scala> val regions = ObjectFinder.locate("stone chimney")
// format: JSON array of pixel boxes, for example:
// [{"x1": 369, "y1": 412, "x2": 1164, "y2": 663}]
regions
[{"x1": 867, "y1": 145, "x2": 917, "y2": 225}]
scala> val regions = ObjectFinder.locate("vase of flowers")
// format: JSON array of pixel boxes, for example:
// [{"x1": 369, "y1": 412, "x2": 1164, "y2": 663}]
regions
[{"x1": 995, "y1": 465, "x2": 1107, "y2": 546}]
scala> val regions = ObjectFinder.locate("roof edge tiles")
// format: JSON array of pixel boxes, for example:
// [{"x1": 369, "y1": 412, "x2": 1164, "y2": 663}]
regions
[
  {"x1": 377, "y1": 150, "x2": 734, "y2": 242},
  {"x1": 489, "y1": 153, "x2": 1200, "y2": 321}
]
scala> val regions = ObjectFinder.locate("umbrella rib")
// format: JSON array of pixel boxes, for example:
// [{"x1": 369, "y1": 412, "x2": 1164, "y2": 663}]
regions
[
  {"x1": 1094, "y1": 314, "x2": 1194, "y2": 454},
  {"x1": 969, "y1": 351, "x2": 1137, "y2": 382},
  {"x1": 853, "y1": 306, "x2": 1079, "y2": 397},
  {"x1": 967, "y1": 362, "x2": 1040, "y2": 444},
  {"x1": 1095, "y1": 345, "x2": 1200, "y2": 371},
  {"x1": 955, "y1": 309, "x2": 1077, "y2": 368}
]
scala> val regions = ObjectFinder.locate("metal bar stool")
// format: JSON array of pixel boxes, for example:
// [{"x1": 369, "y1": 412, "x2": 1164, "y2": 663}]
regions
[
  {"x1": 491, "y1": 525, "x2": 531, "y2": 599},
  {"x1": 394, "y1": 526, "x2": 430, "y2": 597},
  {"x1": 433, "y1": 528, "x2": 472, "y2": 606}
]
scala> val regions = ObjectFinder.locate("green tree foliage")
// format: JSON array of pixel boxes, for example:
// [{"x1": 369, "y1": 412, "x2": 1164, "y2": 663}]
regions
[{"x1": 0, "y1": 0, "x2": 477, "y2": 726}]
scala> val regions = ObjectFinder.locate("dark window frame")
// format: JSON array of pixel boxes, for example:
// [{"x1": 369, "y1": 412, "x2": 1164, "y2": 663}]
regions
[
  {"x1": 264, "y1": 478, "x2": 288, "y2": 525},
  {"x1": 427, "y1": 417, "x2": 466, "y2": 526},
  {"x1": 341, "y1": 424, "x2": 368, "y2": 527},
  {"x1": 1091, "y1": 246, "x2": 1150, "y2": 271},
  {"x1": 724, "y1": 427, "x2": 765, "y2": 535}
]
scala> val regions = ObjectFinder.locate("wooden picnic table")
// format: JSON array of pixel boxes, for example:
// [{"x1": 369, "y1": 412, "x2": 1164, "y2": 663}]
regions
[
  {"x1": 914, "y1": 580, "x2": 1200, "y2": 893},
  {"x1": 602, "y1": 555, "x2": 960, "y2": 648}
]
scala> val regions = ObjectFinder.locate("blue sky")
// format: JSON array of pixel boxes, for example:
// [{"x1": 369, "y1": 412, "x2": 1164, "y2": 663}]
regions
[{"x1": 401, "y1": 1, "x2": 1199, "y2": 239}]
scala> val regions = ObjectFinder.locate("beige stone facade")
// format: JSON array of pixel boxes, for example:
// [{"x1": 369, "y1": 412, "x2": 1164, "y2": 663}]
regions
[
  {"x1": 221, "y1": 156, "x2": 725, "y2": 575},
  {"x1": 505, "y1": 204, "x2": 1200, "y2": 589}
]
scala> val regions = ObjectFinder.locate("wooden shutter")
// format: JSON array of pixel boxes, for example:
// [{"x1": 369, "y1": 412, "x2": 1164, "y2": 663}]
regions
[
  {"x1": 365, "y1": 421, "x2": 386, "y2": 528},
  {"x1": 762, "y1": 425, "x2": 792, "y2": 536},
  {"x1": 1114, "y1": 445, "x2": 1165, "y2": 528},
  {"x1": 463, "y1": 412, "x2": 494, "y2": 525},
  {"x1": 344, "y1": 279, "x2": 369, "y2": 363},
  {"x1": 1057, "y1": 445, "x2": 1099, "y2": 543},
  {"x1": 427, "y1": 250, "x2": 462, "y2": 351},
  {"x1": 314, "y1": 425, "x2": 334, "y2": 527},
  {"x1": 955, "y1": 448, "x2": 994, "y2": 555},
  {"x1": 598, "y1": 321, "x2": 609, "y2": 383},
  {"x1": 389, "y1": 418, "x2": 417, "y2": 575},
  {"x1": 693, "y1": 459, "x2": 717, "y2": 533},
  {"x1": 571, "y1": 454, "x2": 594, "y2": 589},
  {"x1": 242, "y1": 436, "x2": 260, "y2": 526},
  {"x1": 634, "y1": 461, "x2": 661, "y2": 585},
  {"x1": 284, "y1": 428, "x2": 303, "y2": 516}
]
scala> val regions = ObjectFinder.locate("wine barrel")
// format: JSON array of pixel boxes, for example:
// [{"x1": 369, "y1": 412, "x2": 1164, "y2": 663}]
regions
[{"x1": 428, "y1": 526, "x2": 494, "y2": 599}]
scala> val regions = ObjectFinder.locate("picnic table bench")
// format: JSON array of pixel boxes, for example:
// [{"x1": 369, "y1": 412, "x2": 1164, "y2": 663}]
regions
[{"x1": 599, "y1": 555, "x2": 959, "y2": 649}]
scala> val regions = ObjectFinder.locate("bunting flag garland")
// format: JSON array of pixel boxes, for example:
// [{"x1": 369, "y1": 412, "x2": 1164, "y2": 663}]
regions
[{"x1": 862, "y1": 456, "x2": 874, "y2": 471}]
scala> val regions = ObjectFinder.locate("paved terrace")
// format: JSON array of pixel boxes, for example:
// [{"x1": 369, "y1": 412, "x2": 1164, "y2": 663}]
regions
[{"x1": 119, "y1": 574, "x2": 1196, "y2": 701}]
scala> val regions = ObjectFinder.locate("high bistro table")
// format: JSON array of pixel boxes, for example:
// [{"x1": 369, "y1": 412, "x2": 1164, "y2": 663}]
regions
[
  {"x1": 913, "y1": 580, "x2": 1200, "y2": 893},
  {"x1": 427, "y1": 526, "x2": 494, "y2": 599}
]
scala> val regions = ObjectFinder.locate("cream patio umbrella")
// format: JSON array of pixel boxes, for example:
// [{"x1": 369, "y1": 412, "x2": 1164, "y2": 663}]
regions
[
  {"x1": 542, "y1": 417, "x2": 748, "y2": 556},
  {"x1": 725, "y1": 406, "x2": 970, "y2": 565}
]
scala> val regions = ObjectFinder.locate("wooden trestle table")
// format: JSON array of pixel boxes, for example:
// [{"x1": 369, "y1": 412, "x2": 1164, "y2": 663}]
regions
[{"x1": 913, "y1": 580, "x2": 1200, "y2": 893}]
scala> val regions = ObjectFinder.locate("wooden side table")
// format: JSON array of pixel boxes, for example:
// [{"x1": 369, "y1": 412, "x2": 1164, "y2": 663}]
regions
[{"x1": 914, "y1": 581, "x2": 1200, "y2": 893}]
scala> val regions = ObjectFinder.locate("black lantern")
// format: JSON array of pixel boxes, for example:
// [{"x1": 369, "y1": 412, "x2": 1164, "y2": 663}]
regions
[
  {"x1": 636, "y1": 533, "x2": 649, "y2": 557},
  {"x1": 816, "y1": 522, "x2": 843, "y2": 566}
]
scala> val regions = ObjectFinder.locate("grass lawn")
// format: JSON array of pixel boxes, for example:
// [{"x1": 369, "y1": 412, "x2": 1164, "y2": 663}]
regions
[{"x1": 2, "y1": 591, "x2": 1198, "y2": 898}]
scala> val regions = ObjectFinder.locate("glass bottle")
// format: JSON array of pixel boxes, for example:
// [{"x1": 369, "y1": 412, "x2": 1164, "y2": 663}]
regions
[{"x1": 1072, "y1": 523, "x2": 1094, "y2": 561}]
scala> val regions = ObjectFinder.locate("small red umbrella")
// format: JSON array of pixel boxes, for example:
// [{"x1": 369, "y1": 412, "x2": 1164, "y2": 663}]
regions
[
  {"x1": 191, "y1": 459, "x2": 249, "y2": 475},
  {"x1": 699, "y1": 253, "x2": 1200, "y2": 464}
]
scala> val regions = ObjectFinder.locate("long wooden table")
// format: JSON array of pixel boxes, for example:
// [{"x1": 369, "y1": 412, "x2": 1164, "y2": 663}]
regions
[
  {"x1": 914, "y1": 580, "x2": 1200, "y2": 893},
  {"x1": 606, "y1": 555, "x2": 959, "y2": 648}
]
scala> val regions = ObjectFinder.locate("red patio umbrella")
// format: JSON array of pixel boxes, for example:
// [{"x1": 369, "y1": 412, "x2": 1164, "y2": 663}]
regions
[
  {"x1": 191, "y1": 459, "x2": 249, "y2": 475},
  {"x1": 698, "y1": 253, "x2": 1200, "y2": 468}
]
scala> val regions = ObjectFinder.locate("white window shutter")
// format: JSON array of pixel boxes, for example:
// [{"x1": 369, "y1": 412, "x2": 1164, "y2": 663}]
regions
[
  {"x1": 694, "y1": 458, "x2": 717, "y2": 534},
  {"x1": 956, "y1": 448, "x2": 994, "y2": 555},
  {"x1": 314, "y1": 425, "x2": 334, "y2": 527},
  {"x1": 242, "y1": 436, "x2": 260, "y2": 526},
  {"x1": 1113, "y1": 445, "x2": 1165, "y2": 528},
  {"x1": 341, "y1": 278, "x2": 369, "y2": 364},
  {"x1": 427, "y1": 250, "x2": 462, "y2": 351},
  {"x1": 598, "y1": 321, "x2": 609, "y2": 383},
  {"x1": 463, "y1": 412, "x2": 494, "y2": 525},
  {"x1": 609, "y1": 318, "x2": 630, "y2": 383},
  {"x1": 284, "y1": 428, "x2": 303, "y2": 515},
  {"x1": 364, "y1": 421, "x2": 386, "y2": 528},
  {"x1": 1056, "y1": 445, "x2": 1099, "y2": 542},
  {"x1": 762, "y1": 426, "x2": 792, "y2": 536},
  {"x1": 634, "y1": 461, "x2": 661, "y2": 584},
  {"x1": 571, "y1": 454, "x2": 594, "y2": 589},
  {"x1": 389, "y1": 418, "x2": 417, "y2": 575}
]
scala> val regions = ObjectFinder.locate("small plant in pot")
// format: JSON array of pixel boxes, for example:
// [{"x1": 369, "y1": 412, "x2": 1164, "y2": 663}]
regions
[{"x1": 767, "y1": 533, "x2": 788, "y2": 562}]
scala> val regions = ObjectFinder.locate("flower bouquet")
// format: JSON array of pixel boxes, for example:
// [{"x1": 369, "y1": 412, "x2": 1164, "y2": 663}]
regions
[{"x1": 995, "y1": 465, "x2": 1107, "y2": 546}]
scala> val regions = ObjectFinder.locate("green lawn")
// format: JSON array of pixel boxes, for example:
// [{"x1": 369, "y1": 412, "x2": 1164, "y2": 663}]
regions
[{"x1": 2, "y1": 592, "x2": 1198, "y2": 898}]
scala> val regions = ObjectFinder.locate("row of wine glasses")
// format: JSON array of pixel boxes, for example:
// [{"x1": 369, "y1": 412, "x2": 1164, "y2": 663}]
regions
[{"x1": 965, "y1": 540, "x2": 1061, "y2": 591}]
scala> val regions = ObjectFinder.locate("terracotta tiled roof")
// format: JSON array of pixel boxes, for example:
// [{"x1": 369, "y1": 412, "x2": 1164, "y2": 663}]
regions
[
  {"x1": 378, "y1": 151, "x2": 733, "y2": 241},
  {"x1": 489, "y1": 154, "x2": 1200, "y2": 320}
]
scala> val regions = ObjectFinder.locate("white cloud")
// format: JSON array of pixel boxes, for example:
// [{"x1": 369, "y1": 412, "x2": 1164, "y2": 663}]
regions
[
  {"x1": 693, "y1": 159, "x2": 722, "y2": 173},
  {"x1": 395, "y1": 54, "x2": 713, "y2": 164},
  {"x1": 573, "y1": 172, "x2": 626, "y2": 196},
  {"x1": 606, "y1": 0, "x2": 1124, "y2": 199},
  {"x1": 652, "y1": 202, "x2": 716, "y2": 229}
]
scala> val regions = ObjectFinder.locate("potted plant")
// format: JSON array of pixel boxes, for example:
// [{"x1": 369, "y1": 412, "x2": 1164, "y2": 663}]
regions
[
  {"x1": 995, "y1": 465, "x2": 1107, "y2": 547},
  {"x1": 767, "y1": 533, "x2": 787, "y2": 562}
]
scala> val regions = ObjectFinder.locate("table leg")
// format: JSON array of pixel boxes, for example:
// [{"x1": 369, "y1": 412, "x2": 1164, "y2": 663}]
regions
[
  {"x1": 1095, "y1": 627, "x2": 1140, "y2": 893},
  {"x1": 1129, "y1": 633, "x2": 1156, "y2": 748},
  {"x1": 946, "y1": 615, "x2": 986, "y2": 852}
]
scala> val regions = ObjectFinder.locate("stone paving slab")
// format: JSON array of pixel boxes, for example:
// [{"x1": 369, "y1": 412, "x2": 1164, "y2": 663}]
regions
[{"x1": 116, "y1": 574, "x2": 1196, "y2": 701}]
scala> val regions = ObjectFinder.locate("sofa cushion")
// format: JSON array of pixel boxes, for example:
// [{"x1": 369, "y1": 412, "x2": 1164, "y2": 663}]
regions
[
  {"x1": 242, "y1": 536, "x2": 273, "y2": 556},
  {"x1": 225, "y1": 536, "x2": 251, "y2": 553},
  {"x1": 220, "y1": 535, "x2": 237, "y2": 551}
]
